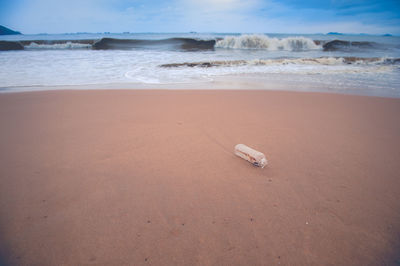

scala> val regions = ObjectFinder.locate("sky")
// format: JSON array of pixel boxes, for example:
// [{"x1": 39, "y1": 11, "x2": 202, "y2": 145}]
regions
[{"x1": 0, "y1": 0, "x2": 399, "y2": 34}]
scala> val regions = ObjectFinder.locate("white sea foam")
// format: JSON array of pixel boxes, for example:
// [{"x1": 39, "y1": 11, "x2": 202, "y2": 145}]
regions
[
  {"x1": 160, "y1": 57, "x2": 399, "y2": 68},
  {"x1": 250, "y1": 57, "x2": 399, "y2": 66},
  {"x1": 24, "y1": 42, "x2": 92, "y2": 50},
  {"x1": 215, "y1": 35, "x2": 321, "y2": 51},
  {"x1": 1, "y1": 32, "x2": 399, "y2": 97}
]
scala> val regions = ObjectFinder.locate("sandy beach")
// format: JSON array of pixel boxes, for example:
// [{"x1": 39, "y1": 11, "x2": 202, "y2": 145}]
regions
[{"x1": 0, "y1": 89, "x2": 399, "y2": 265}]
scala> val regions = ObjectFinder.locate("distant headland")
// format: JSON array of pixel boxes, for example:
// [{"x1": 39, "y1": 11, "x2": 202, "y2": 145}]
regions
[
  {"x1": 327, "y1": 32, "x2": 344, "y2": 35},
  {"x1": 0, "y1": 25, "x2": 22, "y2": 35}
]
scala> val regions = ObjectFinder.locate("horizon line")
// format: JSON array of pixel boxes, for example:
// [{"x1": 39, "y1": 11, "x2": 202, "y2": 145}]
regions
[{"x1": 3, "y1": 31, "x2": 398, "y2": 37}]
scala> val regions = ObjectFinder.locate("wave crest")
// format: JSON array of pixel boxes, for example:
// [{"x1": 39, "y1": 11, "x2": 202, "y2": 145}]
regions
[
  {"x1": 160, "y1": 57, "x2": 400, "y2": 68},
  {"x1": 215, "y1": 35, "x2": 320, "y2": 51},
  {"x1": 24, "y1": 42, "x2": 92, "y2": 50},
  {"x1": 92, "y1": 38, "x2": 215, "y2": 51}
]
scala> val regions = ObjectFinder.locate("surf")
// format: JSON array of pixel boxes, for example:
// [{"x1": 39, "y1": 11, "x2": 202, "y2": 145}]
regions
[
  {"x1": 159, "y1": 57, "x2": 400, "y2": 68},
  {"x1": 92, "y1": 37, "x2": 216, "y2": 51},
  {"x1": 215, "y1": 35, "x2": 321, "y2": 51}
]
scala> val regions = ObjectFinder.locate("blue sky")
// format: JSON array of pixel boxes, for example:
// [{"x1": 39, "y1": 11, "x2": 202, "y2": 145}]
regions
[{"x1": 1, "y1": 0, "x2": 399, "y2": 34}]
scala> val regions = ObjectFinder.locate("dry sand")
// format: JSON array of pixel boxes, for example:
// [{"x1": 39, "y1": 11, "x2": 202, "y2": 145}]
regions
[{"x1": 0, "y1": 89, "x2": 399, "y2": 265}]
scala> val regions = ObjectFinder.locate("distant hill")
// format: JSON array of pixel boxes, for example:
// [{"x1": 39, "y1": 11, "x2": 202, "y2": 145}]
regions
[{"x1": 0, "y1": 25, "x2": 21, "y2": 35}]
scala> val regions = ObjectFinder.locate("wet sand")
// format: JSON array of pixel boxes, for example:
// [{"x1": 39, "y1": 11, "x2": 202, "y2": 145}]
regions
[{"x1": 0, "y1": 89, "x2": 399, "y2": 265}]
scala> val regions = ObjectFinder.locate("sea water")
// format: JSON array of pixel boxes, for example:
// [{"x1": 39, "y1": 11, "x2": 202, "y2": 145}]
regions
[{"x1": 0, "y1": 33, "x2": 399, "y2": 97}]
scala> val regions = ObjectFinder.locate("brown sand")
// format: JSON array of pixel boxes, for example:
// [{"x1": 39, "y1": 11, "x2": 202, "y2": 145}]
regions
[{"x1": 0, "y1": 90, "x2": 399, "y2": 265}]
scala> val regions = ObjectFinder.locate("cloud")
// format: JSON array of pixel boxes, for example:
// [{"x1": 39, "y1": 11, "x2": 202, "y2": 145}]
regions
[
  {"x1": 173, "y1": 0, "x2": 265, "y2": 32},
  {"x1": 1, "y1": 0, "x2": 399, "y2": 34},
  {"x1": 3, "y1": 0, "x2": 120, "y2": 33},
  {"x1": 182, "y1": 0, "x2": 258, "y2": 11},
  {"x1": 252, "y1": 0, "x2": 400, "y2": 34}
]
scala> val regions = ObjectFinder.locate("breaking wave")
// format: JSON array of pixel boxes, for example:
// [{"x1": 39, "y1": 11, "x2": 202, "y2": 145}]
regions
[
  {"x1": 321, "y1": 40, "x2": 377, "y2": 51},
  {"x1": 1, "y1": 36, "x2": 394, "y2": 53},
  {"x1": 160, "y1": 57, "x2": 400, "y2": 68},
  {"x1": 215, "y1": 35, "x2": 321, "y2": 51},
  {"x1": 92, "y1": 37, "x2": 216, "y2": 51},
  {"x1": 2, "y1": 38, "x2": 217, "y2": 51},
  {"x1": 24, "y1": 41, "x2": 92, "y2": 50}
]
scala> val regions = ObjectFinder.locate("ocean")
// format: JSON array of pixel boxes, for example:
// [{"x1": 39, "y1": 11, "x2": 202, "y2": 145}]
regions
[{"x1": 0, "y1": 32, "x2": 399, "y2": 97}]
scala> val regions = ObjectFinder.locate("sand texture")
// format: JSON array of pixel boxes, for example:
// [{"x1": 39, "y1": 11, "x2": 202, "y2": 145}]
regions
[{"x1": 0, "y1": 90, "x2": 400, "y2": 265}]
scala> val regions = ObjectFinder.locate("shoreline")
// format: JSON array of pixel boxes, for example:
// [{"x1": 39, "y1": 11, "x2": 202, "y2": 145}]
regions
[
  {"x1": 1, "y1": 89, "x2": 399, "y2": 265},
  {"x1": 1, "y1": 72, "x2": 400, "y2": 99},
  {"x1": 0, "y1": 77, "x2": 400, "y2": 99}
]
